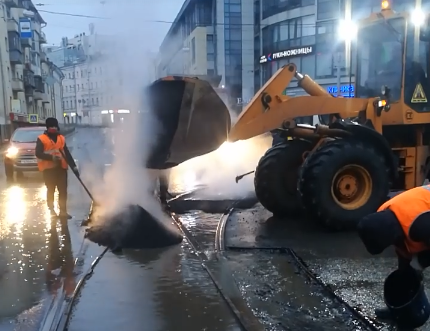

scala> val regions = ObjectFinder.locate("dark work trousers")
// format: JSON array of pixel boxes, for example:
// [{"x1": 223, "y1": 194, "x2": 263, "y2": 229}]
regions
[{"x1": 43, "y1": 167, "x2": 68, "y2": 212}]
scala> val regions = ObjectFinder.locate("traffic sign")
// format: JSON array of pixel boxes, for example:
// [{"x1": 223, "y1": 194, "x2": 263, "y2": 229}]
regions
[{"x1": 28, "y1": 114, "x2": 38, "y2": 123}]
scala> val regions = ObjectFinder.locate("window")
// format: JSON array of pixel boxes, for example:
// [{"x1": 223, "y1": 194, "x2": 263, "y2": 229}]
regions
[
  {"x1": 316, "y1": 45, "x2": 333, "y2": 77},
  {"x1": 207, "y1": 35, "x2": 214, "y2": 53},
  {"x1": 191, "y1": 37, "x2": 196, "y2": 64},
  {"x1": 302, "y1": 54, "x2": 316, "y2": 77},
  {"x1": 279, "y1": 21, "x2": 288, "y2": 41},
  {"x1": 317, "y1": 0, "x2": 340, "y2": 21},
  {"x1": 96, "y1": 97, "x2": 99, "y2": 105},
  {"x1": 207, "y1": 53, "x2": 214, "y2": 61},
  {"x1": 226, "y1": 29, "x2": 242, "y2": 40},
  {"x1": 207, "y1": 69, "x2": 215, "y2": 76}
]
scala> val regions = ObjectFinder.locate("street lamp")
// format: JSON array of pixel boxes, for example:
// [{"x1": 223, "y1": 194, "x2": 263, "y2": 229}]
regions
[
  {"x1": 411, "y1": 8, "x2": 425, "y2": 26},
  {"x1": 337, "y1": 19, "x2": 357, "y2": 97}
]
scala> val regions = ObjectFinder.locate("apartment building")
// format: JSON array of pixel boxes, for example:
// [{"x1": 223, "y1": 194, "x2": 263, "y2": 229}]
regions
[
  {"x1": 61, "y1": 56, "x2": 124, "y2": 125},
  {"x1": 0, "y1": 0, "x2": 63, "y2": 141},
  {"x1": 157, "y1": 0, "x2": 254, "y2": 113}
]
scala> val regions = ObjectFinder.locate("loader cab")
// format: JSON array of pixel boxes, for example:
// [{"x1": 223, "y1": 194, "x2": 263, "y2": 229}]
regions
[{"x1": 355, "y1": 10, "x2": 430, "y2": 112}]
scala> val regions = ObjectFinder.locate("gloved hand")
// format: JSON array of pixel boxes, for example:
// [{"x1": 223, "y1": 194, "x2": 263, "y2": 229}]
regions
[{"x1": 410, "y1": 255, "x2": 424, "y2": 271}]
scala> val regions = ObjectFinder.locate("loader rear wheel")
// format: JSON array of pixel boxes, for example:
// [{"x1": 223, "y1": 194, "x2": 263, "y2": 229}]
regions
[
  {"x1": 299, "y1": 140, "x2": 390, "y2": 230},
  {"x1": 254, "y1": 139, "x2": 312, "y2": 217}
]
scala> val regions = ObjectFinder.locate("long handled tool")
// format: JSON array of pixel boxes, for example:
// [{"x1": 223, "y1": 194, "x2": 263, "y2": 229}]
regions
[
  {"x1": 235, "y1": 170, "x2": 255, "y2": 183},
  {"x1": 59, "y1": 149, "x2": 96, "y2": 202}
]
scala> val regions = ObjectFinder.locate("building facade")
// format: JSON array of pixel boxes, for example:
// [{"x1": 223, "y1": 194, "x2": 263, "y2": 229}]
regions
[
  {"x1": 157, "y1": 0, "x2": 254, "y2": 113},
  {"x1": 257, "y1": 0, "x2": 430, "y2": 100},
  {"x1": 60, "y1": 56, "x2": 124, "y2": 125},
  {"x1": 0, "y1": 0, "x2": 63, "y2": 141}
]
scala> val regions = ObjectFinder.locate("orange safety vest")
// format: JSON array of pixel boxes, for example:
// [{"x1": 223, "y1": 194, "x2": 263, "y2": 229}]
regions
[
  {"x1": 378, "y1": 185, "x2": 430, "y2": 257},
  {"x1": 37, "y1": 134, "x2": 68, "y2": 171}
]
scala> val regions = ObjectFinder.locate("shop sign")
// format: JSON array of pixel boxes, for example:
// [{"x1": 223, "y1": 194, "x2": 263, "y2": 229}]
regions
[
  {"x1": 260, "y1": 46, "x2": 314, "y2": 64},
  {"x1": 326, "y1": 84, "x2": 355, "y2": 97}
]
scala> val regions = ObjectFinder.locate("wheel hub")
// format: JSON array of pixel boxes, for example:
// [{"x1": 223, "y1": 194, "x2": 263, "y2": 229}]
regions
[
  {"x1": 331, "y1": 165, "x2": 372, "y2": 210},
  {"x1": 336, "y1": 175, "x2": 358, "y2": 198}
]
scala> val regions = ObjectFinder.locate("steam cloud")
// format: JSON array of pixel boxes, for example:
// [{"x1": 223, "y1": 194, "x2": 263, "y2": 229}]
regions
[
  {"x1": 80, "y1": 2, "x2": 272, "y2": 223},
  {"x1": 79, "y1": 2, "x2": 173, "y2": 225}
]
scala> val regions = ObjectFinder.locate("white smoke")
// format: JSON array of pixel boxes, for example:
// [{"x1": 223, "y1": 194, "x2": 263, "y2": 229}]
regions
[{"x1": 79, "y1": 2, "x2": 182, "y2": 224}]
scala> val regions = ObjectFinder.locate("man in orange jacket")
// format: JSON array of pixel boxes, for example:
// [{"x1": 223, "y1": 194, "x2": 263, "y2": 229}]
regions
[
  {"x1": 35, "y1": 118, "x2": 78, "y2": 219},
  {"x1": 357, "y1": 185, "x2": 430, "y2": 321}
]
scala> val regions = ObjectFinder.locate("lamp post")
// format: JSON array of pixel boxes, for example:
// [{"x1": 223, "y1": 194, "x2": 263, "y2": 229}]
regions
[{"x1": 337, "y1": 19, "x2": 357, "y2": 97}]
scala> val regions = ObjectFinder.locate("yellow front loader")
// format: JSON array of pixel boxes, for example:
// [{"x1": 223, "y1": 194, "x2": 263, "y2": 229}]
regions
[{"x1": 228, "y1": 4, "x2": 430, "y2": 230}]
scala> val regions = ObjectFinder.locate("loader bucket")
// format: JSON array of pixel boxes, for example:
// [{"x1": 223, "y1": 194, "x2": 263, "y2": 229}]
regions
[{"x1": 145, "y1": 76, "x2": 231, "y2": 169}]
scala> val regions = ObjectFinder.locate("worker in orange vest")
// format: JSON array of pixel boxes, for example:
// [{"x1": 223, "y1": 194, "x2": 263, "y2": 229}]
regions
[
  {"x1": 35, "y1": 118, "x2": 78, "y2": 219},
  {"x1": 357, "y1": 185, "x2": 430, "y2": 321}
]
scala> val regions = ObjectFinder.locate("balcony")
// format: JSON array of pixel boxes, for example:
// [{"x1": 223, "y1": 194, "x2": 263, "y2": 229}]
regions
[
  {"x1": 34, "y1": 76, "x2": 44, "y2": 92},
  {"x1": 40, "y1": 52, "x2": 47, "y2": 63},
  {"x1": 40, "y1": 31, "x2": 47, "y2": 44},
  {"x1": 7, "y1": 19, "x2": 18, "y2": 33},
  {"x1": 32, "y1": 64, "x2": 41, "y2": 77},
  {"x1": 4, "y1": 0, "x2": 18, "y2": 6},
  {"x1": 23, "y1": 69, "x2": 35, "y2": 87},
  {"x1": 9, "y1": 49, "x2": 23, "y2": 64},
  {"x1": 11, "y1": 78, "x2": 24, "y2": 91},
  {"x1": 21, "y1": 37, "x2": 31, "y2": 47},
  {"x1": 42, "y1": 93, "x2": 50, "y2": 103},
  {"x1": 33, "y1": 91, "x2": 43, "y2": 100}
]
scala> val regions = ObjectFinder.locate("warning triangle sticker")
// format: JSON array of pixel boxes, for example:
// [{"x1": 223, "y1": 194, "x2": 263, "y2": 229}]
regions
[{"x1": 411, "y1": 83, "x2": 428, "y2": 103}]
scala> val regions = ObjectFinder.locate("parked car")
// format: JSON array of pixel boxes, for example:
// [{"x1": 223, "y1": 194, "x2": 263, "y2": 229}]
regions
[{"x1": 3, "y1": 126, "x2": 45, "y2": 179}]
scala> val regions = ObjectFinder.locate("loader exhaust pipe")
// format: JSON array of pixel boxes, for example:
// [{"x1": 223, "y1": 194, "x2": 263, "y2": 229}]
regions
[{"x1": 295, "y1": 71, "x2": 333, "y2": 97}]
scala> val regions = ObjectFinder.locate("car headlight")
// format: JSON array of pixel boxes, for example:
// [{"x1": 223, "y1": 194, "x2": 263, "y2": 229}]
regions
[{"x1": 6, "y1": 146, "x2": 19, "y2": 158}]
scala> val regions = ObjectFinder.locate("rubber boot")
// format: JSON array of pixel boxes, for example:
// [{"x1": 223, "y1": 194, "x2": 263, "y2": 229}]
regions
[
  {"x1": 375, "y1": 307, "x2": 393, "y2": 321},
  {"x1": 49, "y1": 208, "x2": 58, "y2": 218},
  {"x1": 59, "y1": 211, "x2": 72, "y2": 219}
]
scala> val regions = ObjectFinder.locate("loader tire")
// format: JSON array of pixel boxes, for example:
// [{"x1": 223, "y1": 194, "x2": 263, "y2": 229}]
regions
[
  {"x1": 254, "y1": 139, "x2": 312, "y2": 217},
  {"x1": 299, "y1": 139, "x2": 390, "y2": 230}
]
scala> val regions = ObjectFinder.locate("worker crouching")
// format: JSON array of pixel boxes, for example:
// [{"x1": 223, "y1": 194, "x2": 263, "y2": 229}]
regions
[
  {"x1": 357, "y1": 184, "x2": 430, "y2": 321},
  {"x1": 36, "y1": 117, "x2": 78, "y2": 219}
]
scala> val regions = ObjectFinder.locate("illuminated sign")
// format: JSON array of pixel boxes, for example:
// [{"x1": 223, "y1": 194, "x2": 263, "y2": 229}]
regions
[
  {"x1": 326, "y1": 84, "x2": 355, "y2": 97},
  {"x1": 260, "y1": 46, "x2": 314, "y2": 64},
  {"x1": 101, "y1": 109, "x2": 130, "y2": 114}
]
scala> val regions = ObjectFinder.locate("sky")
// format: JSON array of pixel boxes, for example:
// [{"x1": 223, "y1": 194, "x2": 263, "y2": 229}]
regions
[{"x1": 38, "y1": 0, "x2": 184, "y2": 51}]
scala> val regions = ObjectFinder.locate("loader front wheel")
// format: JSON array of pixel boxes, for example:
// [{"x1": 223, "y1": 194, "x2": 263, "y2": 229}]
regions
[
  {"x1": 299, "y1": 140, "x2": 390, "y2": 230},
  {"x1": 254, "y1": 139, "x2": 312, "y2": 217}
]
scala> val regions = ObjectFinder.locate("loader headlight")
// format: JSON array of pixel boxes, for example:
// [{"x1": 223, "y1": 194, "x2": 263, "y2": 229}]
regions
[{"x1": 6, "y1": 146, "x2": 19, "y2": 158}]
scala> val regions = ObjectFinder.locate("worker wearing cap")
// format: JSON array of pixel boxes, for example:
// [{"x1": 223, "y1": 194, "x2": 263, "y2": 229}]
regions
[
  {"x1": 35, "y1": 117, "x2": 78, "y2": 218},
  {"x1": 357, "y1": 185, "x2": 430, "y2": 321}
]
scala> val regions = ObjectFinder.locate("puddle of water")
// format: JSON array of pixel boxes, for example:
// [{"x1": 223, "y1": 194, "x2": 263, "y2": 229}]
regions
[
  {"x1": 178, "y1": 212, "x2": 222, "y2": 258},
  {"x1": 68, "y1": 238, "x2": 241, "y2": 331}
]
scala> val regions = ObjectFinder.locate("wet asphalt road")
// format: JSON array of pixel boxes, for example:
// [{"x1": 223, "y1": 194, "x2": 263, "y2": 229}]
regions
[
  {"x1": 0, "y1": 127, "x2": 422, "y2": 331},
  {"x1": 0, "y1": 128, "x2": 242, "y2": 331},
  {"x1": 224, "y1": 205, "x2": 430, "y2": 331}
]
